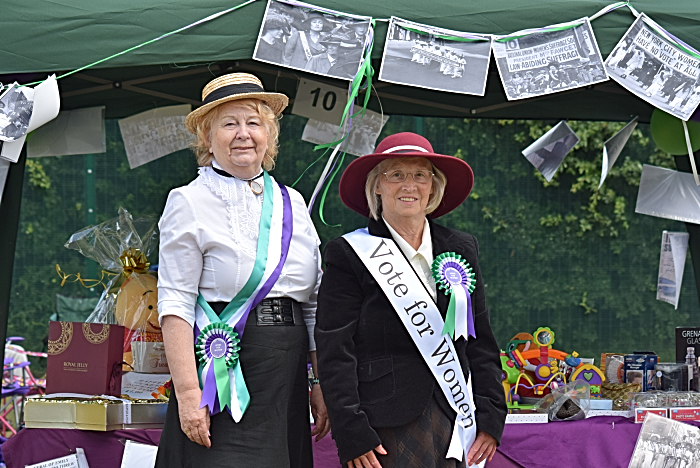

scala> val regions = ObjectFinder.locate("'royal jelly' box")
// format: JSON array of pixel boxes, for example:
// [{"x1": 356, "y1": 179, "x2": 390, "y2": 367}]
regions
[
  {"x1": 669, "y1": 407, "x2": 700, "y2": 422},
  {"x1": 634, "y1": 408, "x2": 668, "y2": 423}
]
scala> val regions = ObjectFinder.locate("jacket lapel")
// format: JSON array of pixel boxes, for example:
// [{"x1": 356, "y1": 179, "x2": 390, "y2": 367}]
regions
[{"x1": 429, "y1": 219, "x2": 451, "y2": 318}]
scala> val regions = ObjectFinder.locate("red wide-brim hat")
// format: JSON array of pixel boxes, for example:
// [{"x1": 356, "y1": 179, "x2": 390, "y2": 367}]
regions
[{"x1": 339, "y1": 132, "x2": 474, "y2": 219}]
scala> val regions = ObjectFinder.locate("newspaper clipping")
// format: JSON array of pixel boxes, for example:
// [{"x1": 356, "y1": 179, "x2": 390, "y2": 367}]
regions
[
  {"x1": 605, "y1": 15, "x2": 700, "y2": 121},
  {"x1": 629, "y1": 413, "x2": 700, "y2": 468},
  {"x1": 657, "y1": 231, "x2": 690, "y2": 310},
  {"x1": 493, "y1": 18, "x2": 608, "y2": 101},
  {"x1": 521, "y1": 120, "x2": 580, "y2": 181},
  {"x1": 0, "y1": 84, "x2": 33, "y2": 142},
  {"x1": 253, "y1": 0, "x2": 371, "y2": 81},
  {"x1": 301, "y1": 109, "x2": 389, "y2": 157},
  {"x1": 378, "y1": 17, "x2": 492, "y2": 96}
]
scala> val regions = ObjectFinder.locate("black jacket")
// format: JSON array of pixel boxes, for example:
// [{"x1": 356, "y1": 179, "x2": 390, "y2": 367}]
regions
[{"x1": 315, "y1": 217, "x2": 507, "y2": 464}]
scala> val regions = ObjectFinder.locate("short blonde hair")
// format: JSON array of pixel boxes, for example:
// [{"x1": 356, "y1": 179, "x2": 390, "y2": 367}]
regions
[
  {"x1": 364, "y1": 157, "x2": 447, "y2": 220},
  {"x1": 190, "y1": 99, "x2": 281, "y2": 171}
]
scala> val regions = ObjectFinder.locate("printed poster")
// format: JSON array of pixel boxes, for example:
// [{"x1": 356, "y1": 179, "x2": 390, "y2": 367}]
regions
[
  {"x1": 605, "y1": 14, "x2": 700, "y2": 121},
  {"x1": 493, "y1": 18, "x2": 608, "y2": 100},
  {"x1": 379, "y1": 17, "x2": 492, "y2": 96}
]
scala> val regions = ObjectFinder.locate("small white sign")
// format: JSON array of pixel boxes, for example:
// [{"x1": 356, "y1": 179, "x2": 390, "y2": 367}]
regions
[
  {"x1": 121, "y1": 372, "x2": 171, "y2": 400},
  {"x1": 657, "y1": 231, "x2": 690, "y2": 309},
  {"x1": 292, "y1": 78, "x2": 348, "y2": 126},
  {"x1": 26, "y1": 448, "x2": 89, "y2": 468}
]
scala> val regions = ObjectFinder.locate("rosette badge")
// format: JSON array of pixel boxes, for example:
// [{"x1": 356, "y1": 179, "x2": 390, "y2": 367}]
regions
[
  {"x1": 432, "y1": 252, "x2": 476, "y2": 341},
  {"x1": 196, "y1": 323, "x2": 242, "y2": 413}
]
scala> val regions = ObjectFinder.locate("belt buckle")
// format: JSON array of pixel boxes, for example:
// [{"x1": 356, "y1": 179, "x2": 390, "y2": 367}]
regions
[{"x1": 256, "y1": 300, "x2": 296, "y2": 326}]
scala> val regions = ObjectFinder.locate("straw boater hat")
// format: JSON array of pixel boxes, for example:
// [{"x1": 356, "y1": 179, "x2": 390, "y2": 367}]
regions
[
  {"x1": 339, "y1": 132, "x2": 474, "y2": 219},
  {"x1": 184, "y1": 73, "x2": 288, "y2": 134}
]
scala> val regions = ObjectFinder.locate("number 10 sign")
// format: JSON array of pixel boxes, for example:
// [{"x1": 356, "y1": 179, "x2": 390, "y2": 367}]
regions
[{"x1": 292, "y1": 78, "x2": 349, "y2": 126}]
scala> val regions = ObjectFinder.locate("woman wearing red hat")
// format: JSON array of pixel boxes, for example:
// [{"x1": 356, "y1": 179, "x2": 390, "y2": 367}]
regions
[{"x1": 315, "y1": 132, "x2": 506, "y2": 467}]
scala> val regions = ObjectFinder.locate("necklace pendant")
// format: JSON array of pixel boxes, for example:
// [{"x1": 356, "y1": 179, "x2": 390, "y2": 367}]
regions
[{"x1": 249, "y1": 179, "x2": 263, "y2": 195}]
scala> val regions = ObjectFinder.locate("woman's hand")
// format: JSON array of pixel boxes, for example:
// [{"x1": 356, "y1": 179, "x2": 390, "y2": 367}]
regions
[
  {"x1": 347, "y1": 445, "x2": 387, "y2": 468},
  {"x1": 467, "y1": 431, "x2": 497, "y2": 466},
  {"x1": 178, "y1": 387, "x2": 211, "y2": 448},
  {"x1": 309, "y1": 384, "x2": 330, "y2": 441}
]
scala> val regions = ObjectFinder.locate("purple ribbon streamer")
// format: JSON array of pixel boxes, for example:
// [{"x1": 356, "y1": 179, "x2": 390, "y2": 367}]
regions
[
  {"x1": 233, "y1": 183, "x2": 294, "y2": 337},
  {"x1": 464, "y1": 286, "x2": 476, "y2": 339},
  {"x1": 200, "y1": 362, "x2": 219, "y2": 413}
]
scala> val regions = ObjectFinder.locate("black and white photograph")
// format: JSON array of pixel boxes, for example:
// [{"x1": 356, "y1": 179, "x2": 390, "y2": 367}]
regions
[
  {"x1": 378, "y1": 17, "x2": 492, "y2": 96},
  {"x1": 0, "y1": 83, "x2": 34, "y2": 142},
  {"x1": 521, "y1": 120, "x2": 580, "y2": 182},
  {"x1": 605, "y1": 15, "x2": 700, "y2": 121},
  {"x1": 302, "y1": 109, "x2": 389, "y2": 157},
  {"x1": 629, "y1": 413, "x2": 699, "y2": 468},
  {"x1": 253, "y1": 0, "x2": 372, "y2": 81},
  {"x1": 493, "y1": 18, "x2": 608, "y2": 101}
]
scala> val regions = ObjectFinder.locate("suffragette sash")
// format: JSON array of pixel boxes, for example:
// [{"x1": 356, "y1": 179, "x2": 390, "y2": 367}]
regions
[
  {"x1": 343, "y1": 228, "x2": 477, "y2": 462},
  {"x1": 194, "y1": 171, "x2": 293, "y2": 422}
]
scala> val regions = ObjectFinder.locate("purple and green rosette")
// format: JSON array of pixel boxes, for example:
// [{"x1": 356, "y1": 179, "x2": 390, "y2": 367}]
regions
[
  {"x1": 432, "y1": 252, "x2": 477, "y2": 341},
  {"x1": 196, "y1": 323, "x2": 241, "y2": 412}
]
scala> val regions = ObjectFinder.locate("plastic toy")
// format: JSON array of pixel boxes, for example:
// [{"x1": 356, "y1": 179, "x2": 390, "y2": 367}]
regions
[{"x1": 501, "y1": 327, "x2": 605, "y2": 407}]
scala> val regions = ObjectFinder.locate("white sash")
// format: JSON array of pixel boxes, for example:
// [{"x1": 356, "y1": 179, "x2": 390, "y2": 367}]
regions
[
  {"x1": 298, "y1": 31, "x2": 313, "y2": 62},
  {"x1": 343, "y1": 228, "x2": 477, "y2": 461}
]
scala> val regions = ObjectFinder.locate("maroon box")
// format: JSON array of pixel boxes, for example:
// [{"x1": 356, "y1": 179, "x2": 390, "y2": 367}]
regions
[{"x1": 47, "y1": 322, "x2": 125, "y2": 396}]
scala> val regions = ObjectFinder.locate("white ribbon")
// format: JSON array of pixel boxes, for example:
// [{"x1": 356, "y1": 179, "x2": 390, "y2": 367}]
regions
[
  {"x1": 682, "y1": 120, "x2": 699, "y2": 186},
  {"x1": 343, "y1": 229, "x2": 477, "y2": 461}
]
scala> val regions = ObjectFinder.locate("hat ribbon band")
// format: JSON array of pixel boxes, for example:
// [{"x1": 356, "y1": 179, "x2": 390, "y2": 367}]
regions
[
  {"x1": 382, "y1": 145, "x2": 429, "y2": 154},
  {"x1": 202, "y1": 83, "x2": 266, "y2": 105}
]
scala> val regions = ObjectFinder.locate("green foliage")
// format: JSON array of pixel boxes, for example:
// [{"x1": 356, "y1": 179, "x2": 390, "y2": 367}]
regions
[{"x1": 8, "y1": 116, "x2": 697, "y2": 377}]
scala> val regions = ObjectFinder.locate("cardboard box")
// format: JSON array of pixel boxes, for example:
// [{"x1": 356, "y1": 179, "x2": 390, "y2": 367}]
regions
[
  {"x1": 624, "y1": 353, "x2": 658, "y2": 391},
  {"x1": 24, "y1": 398, "x2": 123, "y2": 431},
  {"x1": 635, "y1": 408, "x2": 668, "y2": 423},
  {"x1": 47, "y1": 321, "x2": 125, "y2": 396},
  {"x1": 24, "y1": 397, "x2": 168, "y2": 431},
  {"x1": 676, "y1": 327, "x2": 700, "y2": 362},
  {"x1": 669, "y1": 407, "x2": 700, "y2": 422}
]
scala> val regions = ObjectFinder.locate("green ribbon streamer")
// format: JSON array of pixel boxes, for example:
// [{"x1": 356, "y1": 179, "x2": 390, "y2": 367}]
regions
[
  {"x1": 310, "y1": 20, "x2": 376, "y2": 226},
  {"x1": 214, "y1": 354, "x2": 232, "y2": 411},
  {"x1": 233, "y1": 362, "x2": 251, "y2": 413},
  {"x1": 219, "y1": 170, "x2": 274, "y2": 323},
  {"x1": 443, "y1": 289, "x2": 457, "y2": 339}
]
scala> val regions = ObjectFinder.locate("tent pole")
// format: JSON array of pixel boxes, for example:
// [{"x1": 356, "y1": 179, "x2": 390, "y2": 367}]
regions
[
  {"x1": 0, "y1": 147, "x2": 27, "y2": 364},
  {"x1": 674, "y1": 153, "x2": 700, "y2": 309}
]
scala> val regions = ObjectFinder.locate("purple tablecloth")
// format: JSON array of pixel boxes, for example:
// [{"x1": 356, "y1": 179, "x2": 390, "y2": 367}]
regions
[
  {"x1": 2, "y1": 426, "x2": 343, "y2": 468},
  {"x1": 493, "y1": 416, "x2": 700, "y2": 468}
]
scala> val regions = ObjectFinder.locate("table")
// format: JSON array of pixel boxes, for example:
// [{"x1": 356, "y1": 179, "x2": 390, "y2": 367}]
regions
[
  {"x1": 491, "y1": 416, "x2": 700, "y2": 468},
  {"x1": 2, "y1": 427, "x2": 342, "y2": 468},
  {"x1": 4, "y1": 417, "x2": 688, "y2": 468}
]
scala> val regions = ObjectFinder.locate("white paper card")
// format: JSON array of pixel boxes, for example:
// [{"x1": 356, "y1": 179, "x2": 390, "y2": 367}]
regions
[
  {"x1": 0, "y1": 82, "x2": 34, "y2": 142},
  {"x1": 121, "y1": 372, "x2": 171, "y2": 400},
  {"x1": 1, "y1": 75, "x2": 61, "y2": 163},
  {"x1": 120, "y1": 440, "x2": 157, "y2": 468},
  {"x1": 657, "y1": 231, "x2": 690, "y2": 309},
  {"x1": 292, "y1": 78, "x2": 348, "y2": 126},
  {"x1": 635, "y1": 164, "x2": 700, "y2": 224},
  {"x1": 28, "y1": 107, "x2": 106, "y2": 158},
  {"x1": 301, "y1": 109, "x2": 389, "y2": 157},
  {"x1": 521, "y1": 120, "x2": 580, "y2": 181},
  {"x1": 599, "y1": 117, "x2": 638, "y2": 188},
  {"x1": 118, "y1": 105, "x2": 194, "y2": 169},
  {"x1": 26, "y1": 448, "x2": 89, "y2": 468}
]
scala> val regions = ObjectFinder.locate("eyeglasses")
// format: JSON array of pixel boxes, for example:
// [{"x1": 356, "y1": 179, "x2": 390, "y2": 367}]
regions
[{"x1": 383, "y1": 170, "x2": 434, "y2": 184}]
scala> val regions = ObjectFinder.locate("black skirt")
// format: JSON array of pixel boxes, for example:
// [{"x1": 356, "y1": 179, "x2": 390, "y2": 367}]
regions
[
  {"x1": 155, "y1": 303, "x2": 312, "y2": 468},
  {"x1": 375, "y1": 394, "x2": 467, "y2": 468}
]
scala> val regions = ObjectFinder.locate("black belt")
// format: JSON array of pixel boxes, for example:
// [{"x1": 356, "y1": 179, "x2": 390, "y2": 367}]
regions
[{"x1": 255, "y1": 298, "x2": 303, "y2": 326}]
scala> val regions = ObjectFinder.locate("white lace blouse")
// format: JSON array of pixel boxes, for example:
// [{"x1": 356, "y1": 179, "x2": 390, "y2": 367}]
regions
[{"x1": 157, "y1": 164, "x2": 322, "y2": 350}]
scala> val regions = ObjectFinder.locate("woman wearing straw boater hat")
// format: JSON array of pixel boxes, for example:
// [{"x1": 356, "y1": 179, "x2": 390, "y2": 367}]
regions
[
  {"x1": 315, "y1": 132, "x2": 506, "y2": 467},
  {"x1": 155, "y1": 73, "x2": 328, "y2": 468}
]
